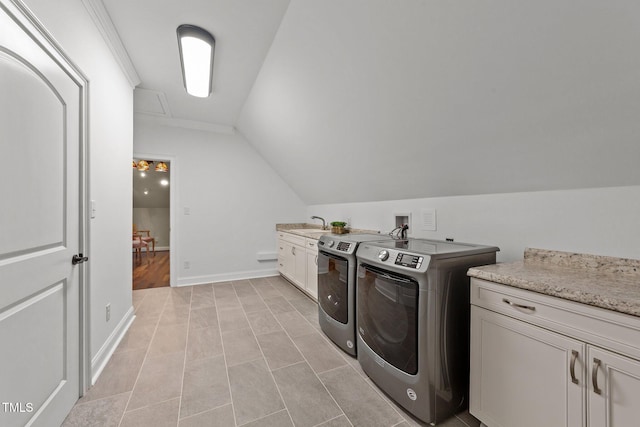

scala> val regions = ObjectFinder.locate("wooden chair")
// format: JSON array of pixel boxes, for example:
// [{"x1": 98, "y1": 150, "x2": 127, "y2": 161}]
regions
[
  {"x1": 132, "y1": 235, "x2": 149, "y2": 259},
  {"x1": 133, "y1": 224, "x2": 155, "y2": 255}
]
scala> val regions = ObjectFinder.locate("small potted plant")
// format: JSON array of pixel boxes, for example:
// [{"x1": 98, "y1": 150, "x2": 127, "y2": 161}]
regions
[{"x1": 330, "y1": 221, "x2": 348, "y2": 234}]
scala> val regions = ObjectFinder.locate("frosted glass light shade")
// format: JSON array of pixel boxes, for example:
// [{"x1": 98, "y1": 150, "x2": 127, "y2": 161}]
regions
[{"x1": 177, "y1": 25, "x2": 215, "y2": 98}]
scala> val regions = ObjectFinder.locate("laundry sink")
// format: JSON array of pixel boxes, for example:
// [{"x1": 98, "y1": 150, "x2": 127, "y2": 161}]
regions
[{"x1": 288, "y1": 228, "x2": 331, "y2": 237}]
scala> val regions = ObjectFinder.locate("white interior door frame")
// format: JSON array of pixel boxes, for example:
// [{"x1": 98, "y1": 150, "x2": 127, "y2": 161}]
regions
[{"x1": 133, "y1": 152, "x2": 177, "y2": 287}]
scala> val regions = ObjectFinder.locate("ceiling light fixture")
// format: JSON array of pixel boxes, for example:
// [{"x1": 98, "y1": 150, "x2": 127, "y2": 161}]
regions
[
  {"x1": 155, "y1": 161, "x2": 168, "y2": 172},
  {"x1": 177, "y1": 24, "x2": 215, "y2": 98},
  {"x1": 136, "y1": 160, "x2": 149, "y2": 171},
  {"x1": 160, "y1": 179, "x2": 169, "y2": 186},
  {"x1": 133, "y1": 159, "x2": 170, "y2": 173}
]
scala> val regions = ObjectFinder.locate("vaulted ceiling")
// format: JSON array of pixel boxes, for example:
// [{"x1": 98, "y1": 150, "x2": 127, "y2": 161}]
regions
[{"x1": 102, "y1": 0, "x2": 640, "y2": 205}]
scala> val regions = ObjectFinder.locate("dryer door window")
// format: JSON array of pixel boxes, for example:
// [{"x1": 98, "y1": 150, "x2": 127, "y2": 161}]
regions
[
  {"x1": 318, "y1": 252, "x2": 350, "y2": 324},
  {"x1": 357, "y1": 263, "x2": 419, "y2": 375}
]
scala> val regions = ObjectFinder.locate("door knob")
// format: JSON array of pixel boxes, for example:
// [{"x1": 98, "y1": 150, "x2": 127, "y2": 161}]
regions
[{"x1": 72, "y1": 253, "x2": 89, "y2": 265}]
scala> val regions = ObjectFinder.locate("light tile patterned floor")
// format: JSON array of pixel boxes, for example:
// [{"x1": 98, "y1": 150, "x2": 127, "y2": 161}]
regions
[{"x1": 62, "y1": 276, "x2": 481, "y2": 427}]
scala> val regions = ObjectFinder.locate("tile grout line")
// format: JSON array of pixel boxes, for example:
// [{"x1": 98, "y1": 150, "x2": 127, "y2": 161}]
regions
[
  {"x1": 258, "y1": 277, "x2": 351, "y2": 426},
  {"x1": 116, "y1": 291, "x2": 169, "y2": 427},
  {"x1": 269, "y1": 275, "x2": 413, "y2": 427},
  {"x1": 213, "y1": 282, "x2": 240, "y2": 427},
  {"x1": 234, "y1": 279, "x2": 296, "y2": 427},
  {"x1": 175, "y1": 286, "x2": 193, "y2": 427}
]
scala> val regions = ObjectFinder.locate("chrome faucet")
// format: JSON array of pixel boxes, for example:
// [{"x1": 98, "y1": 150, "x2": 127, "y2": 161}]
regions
[{"x1": 311, "y1": 216, "x2": 327, "y2": 230}]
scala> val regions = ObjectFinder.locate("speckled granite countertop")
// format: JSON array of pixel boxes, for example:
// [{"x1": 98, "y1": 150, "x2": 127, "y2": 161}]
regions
[
  {"x1": 276, "y1": 223, "x2": 381, "y2": 239},
  {"x1": 468, "y1": 248, "x2": 640, "y2": 317}
]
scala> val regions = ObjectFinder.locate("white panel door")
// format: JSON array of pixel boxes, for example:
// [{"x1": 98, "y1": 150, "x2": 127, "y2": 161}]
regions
[
  {"x1": 470, "y1": 306, "x2": 586, "y2": 427},
  {"x1": 588, "y1": 346, "x2": 640, "y2": 427},
  {"x1": 0, "y1": 1, "x2": 85, "y2": 426}
]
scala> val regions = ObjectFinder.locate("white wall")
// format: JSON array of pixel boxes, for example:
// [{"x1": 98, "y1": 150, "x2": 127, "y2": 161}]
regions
[
  {"x1": 22, "y1": 0, "x2": 134, "y2": 376},
  {"x1": 134, "y1": 116, "x2": 307, "y2": 285},
  {"x1": 133, "y1": 208, "x2": 170, "y2": 249},
  {"x1": 238, "y1": 0, "x2": 640, "y2": 205},
  {"x1": 309, "y1": 185, "x2": 640, "y2": 262}
]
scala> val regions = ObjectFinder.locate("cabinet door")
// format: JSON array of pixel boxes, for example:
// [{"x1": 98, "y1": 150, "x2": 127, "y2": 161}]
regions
[
  {"x1": 470, "y1": 306, "x2": 585, "y2": 427},
  {"x1": 277, "y1": 238, "x2": 288, "y2": 275},
  {"x1": 292, "y1": 244, "x2": 306, "y2": 288},
  {"x1": 279, "y1": 239, "x2": 296, "y2": 279},
  {"x1": 588, "y1": 346, "x2": 640, "y2": 427},
  {"x1": 306, "y1": 250, "x2": 318, "y2": 299}
]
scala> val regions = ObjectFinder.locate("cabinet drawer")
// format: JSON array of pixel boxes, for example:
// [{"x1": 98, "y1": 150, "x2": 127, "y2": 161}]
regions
[
  {"x1": 278, "y1": 232, "x2": 306, "y2": 247},
  {"x1": 471, "y1": 278, "x2": 640, "y2": 361}
]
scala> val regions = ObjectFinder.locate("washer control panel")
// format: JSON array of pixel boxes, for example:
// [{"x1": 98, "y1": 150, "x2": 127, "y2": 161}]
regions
[
  {"x1": 336, "y1": 242, "x2": 352, "y2": 252},
  {"x1": 395, "y1": 253, "x2": 423, "y2": 269}
]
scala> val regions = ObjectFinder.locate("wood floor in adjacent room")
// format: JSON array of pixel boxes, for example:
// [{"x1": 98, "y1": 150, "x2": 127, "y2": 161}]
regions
[{"x1": 133, "y1": 251, "x2": 170, "y2": 290}]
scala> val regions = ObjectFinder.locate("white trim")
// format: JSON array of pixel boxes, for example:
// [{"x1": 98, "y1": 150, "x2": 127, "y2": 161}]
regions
[
  {"x1": 176, "y1": 269, "x2": 279, "y2": 287},
  {"x1": 80, "y1": 0, "x2": 141, "y2": 88},
  {"x1": 133, "y1": 152, "x2": 177, "y2": 287},
  {"x1": 90, "y1": 307, "x2": 135, "y2": 385},
  {"x1": 135, "y1": 112, "x2": 235, "y2": 135}
]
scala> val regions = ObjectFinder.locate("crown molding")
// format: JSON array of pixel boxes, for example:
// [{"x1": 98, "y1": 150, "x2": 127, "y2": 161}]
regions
[
  {"x1": 81, "y1": 0, "x2": 141, "y2": 88},
  {"x1": 135, "y1": 113, "x2": 236, "y2": 135}
]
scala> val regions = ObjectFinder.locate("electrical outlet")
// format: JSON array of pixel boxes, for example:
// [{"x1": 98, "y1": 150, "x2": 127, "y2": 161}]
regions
[
  {"x1": 106, "y1": 303, "x2": 111, "y2": 322},
  {"x1": 184, "y1": 261, "x2": 190, "y2": 270}
]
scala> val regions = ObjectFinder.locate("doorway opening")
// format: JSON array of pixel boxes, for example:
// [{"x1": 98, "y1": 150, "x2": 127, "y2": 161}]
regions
[{"x1": 133, "y1": 158, "x2": 171, "y2": 290}]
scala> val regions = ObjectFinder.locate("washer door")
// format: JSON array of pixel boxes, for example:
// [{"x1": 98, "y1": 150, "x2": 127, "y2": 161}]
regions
[
  {"x1": 357, "y1": 263, "x2": 418, "y2": 374},
  {"x1": 318, "y1": 251, "x2": 350, "y2": 324}
]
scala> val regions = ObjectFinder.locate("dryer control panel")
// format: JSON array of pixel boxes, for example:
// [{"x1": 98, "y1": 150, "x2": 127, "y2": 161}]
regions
[{"x1": 395, "y1": 253, "x2": 423, "y2": 269}]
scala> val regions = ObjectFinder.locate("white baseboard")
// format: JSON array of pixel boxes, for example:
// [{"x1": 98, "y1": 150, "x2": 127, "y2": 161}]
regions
[
  {"x1": 176, "y1": 268, "x2": 279, "y2": 287},
  {"x1": 90, "y1": 306, "x2": 135, "y2": 385}
]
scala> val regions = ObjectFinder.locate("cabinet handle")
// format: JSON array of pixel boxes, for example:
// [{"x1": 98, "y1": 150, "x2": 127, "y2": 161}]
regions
[
  {"x1": 315, "y1": 255, "x2": 318, "y2": 266},
  {"x1": 570, "y1": 350, "x2": 579, "y2": 385},
  {"x1": 291, "y1": 247, "x2": 295, "y2": 255},
  {"x1": 592, "y1": 358, "x2": 602, "y2": 395},
  {"x1": 502, "y1": 298, "x2": 535, "y2": 311}
]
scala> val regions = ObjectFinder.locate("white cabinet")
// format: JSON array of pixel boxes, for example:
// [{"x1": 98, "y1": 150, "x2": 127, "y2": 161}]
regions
[
  {"x1": 305, "y1": 239, "x2": 318, "y2": 299},
  {"x1": 291, "y1": 242, "x2": 306, "y2": 288},
  {"x1": 470, "y1": 306, "x2": 585, "y2": 427},
  {"x1": 588, "y1": 346, "x2": 640, "y2": 427},
  {"x1": 470, "y1": 278, "x2": 640, "y2": 427},
  {"x1": 277, "y1": 232, "x2": 319, "y2": 300}
]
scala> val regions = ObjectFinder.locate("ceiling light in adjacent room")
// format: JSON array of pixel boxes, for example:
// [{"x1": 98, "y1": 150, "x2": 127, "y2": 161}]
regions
[
  {"x1": 136, "y1": 160, "x2": 149, "y2": 171},
  {"x1": 143, "y1": 188, "x2": 149, "y2": 195},
  {"x1": 155, "y1": 161, "x2": 168, "y2": 172},
  {"x1": 160, "y1": 179, "x2": 169, "y2": 186},
  {"x1": 177, "y1": 24, "x2": 215, "y2": 98}
]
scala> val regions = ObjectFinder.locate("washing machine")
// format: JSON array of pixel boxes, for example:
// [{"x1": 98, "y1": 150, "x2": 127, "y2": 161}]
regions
[
  {"x1": 317, "y1": 233, "x2": 398, "y2": 356},
  {"x1": 356, "y1": 238, "x2": 499, "y2": 424}
]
